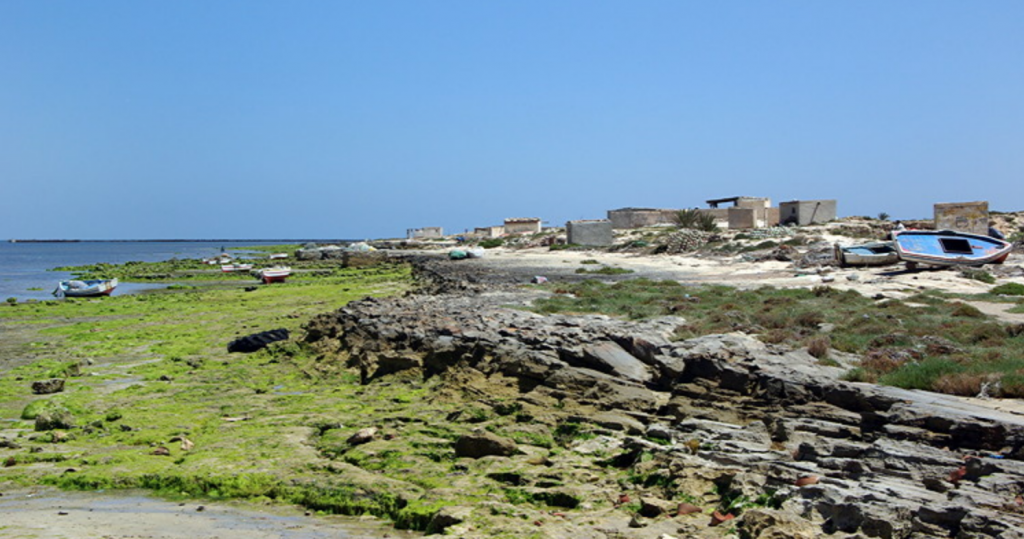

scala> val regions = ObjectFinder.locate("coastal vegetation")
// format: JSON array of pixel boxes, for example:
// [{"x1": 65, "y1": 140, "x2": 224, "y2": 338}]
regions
[{"x1": 530, "y1": 279, "x2": 1024, "y2": 397}]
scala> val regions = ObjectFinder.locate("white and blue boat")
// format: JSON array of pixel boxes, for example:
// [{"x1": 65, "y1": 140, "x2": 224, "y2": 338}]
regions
[
  {"x1": 54, "y1": 278, "x2": 118, "y2": 297},
  {"x1": 893, "y1": 230, "x2": 1011, "y2": 268}
]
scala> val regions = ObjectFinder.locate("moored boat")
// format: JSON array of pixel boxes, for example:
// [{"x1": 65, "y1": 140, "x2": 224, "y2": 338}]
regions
[
  {"x1": 834, "y1": 241, "x2": 899, "y2": 267},
  {"x1": 221, "y1": 264, "x2": 253, "y2": 273},
  {"x1": 255, "y1": 267, "x2": 291, "y2": 284},
  {"x1": 269, "y1": 253, "x2": 288, "y2": 260},
  {"x1": 893, "y1": 230, "x2": 1012, "y2": 268},
  {"x1": 54, "y1": 278, "x2": 118, "y2": 298}
]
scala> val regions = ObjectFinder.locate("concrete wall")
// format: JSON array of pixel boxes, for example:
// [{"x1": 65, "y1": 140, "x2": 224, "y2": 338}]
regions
[
  {"x1": 566, "y1": 220, "x2": 614, "y2": 246},
  {"x1": 727, "y1": 208, "x2": 757, "y2": 229},
  {"x1": 607, "y1": 208, "x2": 679, "y2": 229},
  {"x1": 779, "y1": 200, "x2": 837, "y2": 225},
  {"x1": 504, "y1": 218, "x2": 542, "y2": 234},
  {"x1": 407, "y1": 227, "x2": 444, "y2": 239},
  {"x1": 934, "y1": 201, "x2": 988, "y2": 235}
]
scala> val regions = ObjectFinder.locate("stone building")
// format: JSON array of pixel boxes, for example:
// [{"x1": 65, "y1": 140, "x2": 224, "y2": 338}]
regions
[
  {"x1": 503, "y1": 218, "x2": 542, "y2": 235},
  {"x1": 934, "y1": 201, "x2": 989, "y2": 235},
  {"x1": 473, "y1": 226, "x2": 505, "y2": 239},
  {"x1": 779, "y1": 200, "x2": 837, "y2": 226},
  {"x1": 566, "y1": 219, "x2": 614, "y2": 246},
  {"x1": 704, "y1": 196, "x2": 777, "y2": 229}
]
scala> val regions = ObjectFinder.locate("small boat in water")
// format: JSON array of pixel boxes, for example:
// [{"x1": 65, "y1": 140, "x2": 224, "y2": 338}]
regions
[
  {"x1": 255, "y1": 267, "x2": 291, "y2": 284},
  {"x1": 893, "y1": 230, "x2": 1012, "y2": 268},
  {"x1": 834, "y1": 241, "x2": 899, "y2": 267},
  {"x1": 221, "y1": 264, "x2": 254, "y2": 273},
  {"x1": 54, "y1": 278, "x2": 118, "y2": 298}
]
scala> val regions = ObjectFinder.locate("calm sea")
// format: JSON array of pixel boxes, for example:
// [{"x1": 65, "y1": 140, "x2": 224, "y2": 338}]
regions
[{"x1": 0, "y1": 241, "x2": 313, "y2": 302}]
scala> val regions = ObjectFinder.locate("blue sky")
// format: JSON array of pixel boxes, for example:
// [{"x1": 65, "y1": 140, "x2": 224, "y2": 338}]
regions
[{"x1": 2, "y1": 2, "x2": 1022, "y2": 239}]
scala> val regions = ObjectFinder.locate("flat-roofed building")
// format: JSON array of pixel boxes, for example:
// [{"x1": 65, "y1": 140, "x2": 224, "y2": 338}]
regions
[
  {"x1": 504, "y1": 217, "x2": 542, "y2": 234},
  {"x1": 779, "y1": 200, "x2": 837, "y2": 226}
]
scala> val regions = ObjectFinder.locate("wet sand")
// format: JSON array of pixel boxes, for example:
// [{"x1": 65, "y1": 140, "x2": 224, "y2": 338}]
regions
[{"x1": 0, "y1": 487, "x2": 415, "y2": 539}]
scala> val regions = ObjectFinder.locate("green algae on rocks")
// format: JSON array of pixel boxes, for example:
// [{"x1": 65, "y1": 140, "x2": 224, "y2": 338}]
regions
[{"x1": 0, "y1": 261, "x2": 418, "y2": 524}]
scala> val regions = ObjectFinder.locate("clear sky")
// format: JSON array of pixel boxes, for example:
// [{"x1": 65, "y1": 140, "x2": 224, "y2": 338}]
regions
[{"x1": 2, "y1": 1, "x2": 1022, "y2": 240}]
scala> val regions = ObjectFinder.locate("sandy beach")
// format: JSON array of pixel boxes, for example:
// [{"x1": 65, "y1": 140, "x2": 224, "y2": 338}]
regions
[{"x1": 474, "y1": 246, "x2": 1024, "y2": 322}]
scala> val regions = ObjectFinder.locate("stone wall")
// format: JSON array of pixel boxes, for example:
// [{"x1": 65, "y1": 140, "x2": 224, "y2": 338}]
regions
[
  {"x1": 607, "y1": 208, "x2": 679, "y2": 229},
  {"x1": 935, "y1": 201, "x2": 988, "y2": 234},
  {"x1": 566, "y1": 219, "x2": 613, "y2": 246}
]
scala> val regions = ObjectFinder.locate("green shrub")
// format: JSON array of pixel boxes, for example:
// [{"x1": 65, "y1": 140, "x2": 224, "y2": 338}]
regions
[
  {"x1": 675, "y1": 209, "x2": 719, "y2": 232},
  {"x1": 479, "y1": 238, "x2": 504, "y2": 249},
  {"x1": 960, "y1": 269, "x2": 996, "y2": 284},
  {"x1": 575, "y1": 267, "x2": 634, "y2": 275},
  {"x1": 991, "y1": 283, "x2": 1024, "y2": 296}
]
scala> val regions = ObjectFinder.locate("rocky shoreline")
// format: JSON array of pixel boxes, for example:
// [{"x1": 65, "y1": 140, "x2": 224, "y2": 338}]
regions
[{"x1": 300, "y1": 252, "x2": 1024, "y2": 538}]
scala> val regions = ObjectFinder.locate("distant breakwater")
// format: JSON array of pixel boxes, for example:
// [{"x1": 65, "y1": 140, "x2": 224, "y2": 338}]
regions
[{"x1": 8, "y1": 239, "x2": 359, "y2": 244}]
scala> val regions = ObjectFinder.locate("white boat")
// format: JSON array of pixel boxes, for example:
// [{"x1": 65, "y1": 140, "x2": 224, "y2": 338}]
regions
[
  {"x1": 221, "y1": 264, "x2": 254, "y2": 273},
  {"x1": 254, "y1": 267, "x2": 291, "y2": 284},
  {"x1": 269, "y1": 253, "x2": 289, "y2": 260},
  {"x1": 54, "y1": 278, "x2": 118, "y2": 298}
]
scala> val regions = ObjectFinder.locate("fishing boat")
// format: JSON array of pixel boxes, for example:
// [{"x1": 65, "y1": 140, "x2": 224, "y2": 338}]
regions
[
  {"x1": 255, "y1": 267, "x2": 291, "y2": 284},
  {"x1": 833, "y1": 241, "x2": 899, "y2": 267},
  {"x1": 269, "y1": 253, "x2": 289, "y2": 260},
  {"x1": 53, "y1": 278, "x2": 118, "y2": 298},
  {"x1": 221, "y1": 263, "x2": 253, "y2": 273},
  {"x1": 893, "y1": 230, "x2": 1012, "y2": 269}
]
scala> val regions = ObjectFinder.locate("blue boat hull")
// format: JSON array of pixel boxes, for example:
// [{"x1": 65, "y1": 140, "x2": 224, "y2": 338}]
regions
[{"x1": 893, "y1": 230, "x2": 1011, "y2": 267}]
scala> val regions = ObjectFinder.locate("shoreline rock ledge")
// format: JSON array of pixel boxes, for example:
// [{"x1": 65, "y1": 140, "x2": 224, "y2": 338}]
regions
[{"x1": 302, "y1": 260, "x2": 1024, "y2": 538}]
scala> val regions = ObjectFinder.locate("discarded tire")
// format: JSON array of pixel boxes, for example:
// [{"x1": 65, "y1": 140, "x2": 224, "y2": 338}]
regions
[{"x1": 227, "y1": 329, "x2": 290, "y2": 353}]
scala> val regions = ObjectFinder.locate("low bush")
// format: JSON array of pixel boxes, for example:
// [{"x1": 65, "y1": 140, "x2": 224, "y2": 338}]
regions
[{"x1": 991, "y1": 282, "x2": 1024, "y2": 296}]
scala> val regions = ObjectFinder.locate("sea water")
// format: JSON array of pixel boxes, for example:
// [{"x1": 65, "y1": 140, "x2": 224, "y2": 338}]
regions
[{"x1": 0, "y1": 241, "x2": 299, "y2": 302}]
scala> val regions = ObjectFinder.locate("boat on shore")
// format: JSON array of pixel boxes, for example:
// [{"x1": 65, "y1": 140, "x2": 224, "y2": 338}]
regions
[
  {"x1": 255, "y1": 267, "x2": 291, "y2": 284},
  {"x1": 221, "y1": 263, "x2": 253, "y2": 273},
  {"x1": 893, "y1": 230, "x2": 1012, "y2": 269},
  {"x1": 53, "y1": 278, "x2": 118, "y2": 298},
  {"x1": 834, "y1": 241, "x2": 899, "y2": 267}
]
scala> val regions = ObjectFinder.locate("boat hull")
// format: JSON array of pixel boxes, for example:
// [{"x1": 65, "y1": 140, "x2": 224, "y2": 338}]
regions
[
  {"x1": 834, "y1": 241, "x2": 899, "y2": 267},
  {"x1": 55, "y1": 278, "x2": 118, "y2": 297},
  {"x1": 255, "y1": 267, "x2": 291, "y2": 284},
  {"x1": 893, "y1": 230, "x2": 1012, "y2": 267}
]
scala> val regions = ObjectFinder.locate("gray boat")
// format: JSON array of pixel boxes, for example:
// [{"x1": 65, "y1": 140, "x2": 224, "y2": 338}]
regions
[{"x1": 834, "y1": 241, "x2": 899, "y2": 267}]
